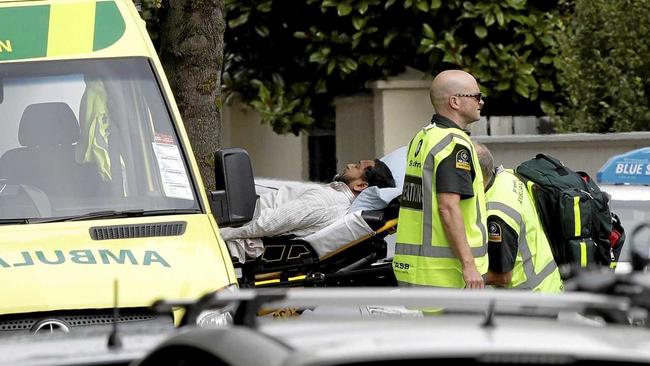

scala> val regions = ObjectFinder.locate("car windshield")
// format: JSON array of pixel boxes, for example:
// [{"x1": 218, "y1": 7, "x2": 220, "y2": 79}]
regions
[{"x1": 0, "y1": 57, "x2": 199, "y2": 220}]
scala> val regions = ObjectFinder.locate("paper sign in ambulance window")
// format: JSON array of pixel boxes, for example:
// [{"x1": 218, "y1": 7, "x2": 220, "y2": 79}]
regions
[{"x1": 152, "y1": 133, "x2": 193, "y2": 201}]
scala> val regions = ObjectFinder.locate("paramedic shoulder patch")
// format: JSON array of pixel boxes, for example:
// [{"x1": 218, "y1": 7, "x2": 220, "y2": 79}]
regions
[
  {"x1": 455, "y1": 149, "x2": 471, "y2": 171},
  {"x1": 488, "y1": 221, "x2": 502, "y2": 243}
]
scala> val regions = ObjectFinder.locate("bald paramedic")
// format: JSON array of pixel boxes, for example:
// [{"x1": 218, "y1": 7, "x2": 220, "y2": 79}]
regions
[{"x1": 393, "y1": 70, "x2": 488, "y2": 289}]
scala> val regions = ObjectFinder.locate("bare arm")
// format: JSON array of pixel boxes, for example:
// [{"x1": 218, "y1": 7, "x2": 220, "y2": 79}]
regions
[{"x1": 438, "y1": 192, "x2": 484, "y2": 289}]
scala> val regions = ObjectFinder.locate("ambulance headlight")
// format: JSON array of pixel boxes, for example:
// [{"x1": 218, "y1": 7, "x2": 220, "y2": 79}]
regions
[{"x1": 196, "y1": 284, "x2": 237, "y2": 328}]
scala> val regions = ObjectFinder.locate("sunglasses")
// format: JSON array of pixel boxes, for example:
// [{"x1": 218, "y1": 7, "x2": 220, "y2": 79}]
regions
[{"x1": 454, "y1": 92, "x2": 482, "y2": 102}]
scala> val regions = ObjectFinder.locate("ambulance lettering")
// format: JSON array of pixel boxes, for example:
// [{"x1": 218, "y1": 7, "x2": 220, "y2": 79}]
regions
[
  {"x1": 0, "y1": 39, "x2": 12, "y2": 53},
  {"x1": 0, "y1": 249, "x2": 171, "y2": 268}
]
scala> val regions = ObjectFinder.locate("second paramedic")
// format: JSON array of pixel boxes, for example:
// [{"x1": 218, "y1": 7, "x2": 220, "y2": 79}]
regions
[
  {"x1": 393, "y1": 70, "x2": 488, "y2": 289},
  {"x1": 475, "y1": 143, "x2": 563, "y2": 292}
]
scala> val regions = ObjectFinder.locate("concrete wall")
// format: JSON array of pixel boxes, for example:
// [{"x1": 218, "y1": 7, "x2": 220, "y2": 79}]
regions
[
  {"x1": 474, "y1": 133, "x2": 650, "y2": 178},
  {"x1": 222, "y1": 100, "x2": 308, "y2": 180}
]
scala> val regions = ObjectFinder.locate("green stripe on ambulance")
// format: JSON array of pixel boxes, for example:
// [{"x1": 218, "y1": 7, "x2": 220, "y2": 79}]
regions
[{"x1": 0, "y1": 0, "x2": 125, "y2": 61}]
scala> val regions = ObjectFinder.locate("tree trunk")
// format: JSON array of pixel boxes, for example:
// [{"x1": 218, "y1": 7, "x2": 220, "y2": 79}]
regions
[{"x1": 158, "y1": 0, "x2": 225, "y2": 190}]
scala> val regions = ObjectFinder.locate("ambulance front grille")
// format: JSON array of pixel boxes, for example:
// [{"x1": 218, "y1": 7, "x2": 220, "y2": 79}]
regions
[
  {"x1": 0, "y1": 308, "x2": 173, "y2": 333},
  {"x1": 90, "y1": 222, "x2": 186, "y2": 240}
]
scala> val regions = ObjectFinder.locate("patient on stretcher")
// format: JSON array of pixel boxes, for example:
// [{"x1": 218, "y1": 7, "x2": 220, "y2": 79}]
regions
[{"x1": 220, "y1": 159, "x2": 395, "y2": 263}]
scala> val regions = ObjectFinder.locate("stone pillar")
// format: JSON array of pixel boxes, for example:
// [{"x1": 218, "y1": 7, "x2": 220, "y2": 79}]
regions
[
  {"x1": 334, "y1": 95, "x2": 375, "y2": 172},
  {"x1": 513, "y1": 115, "x2": 540, "y2": 135},
  {"x1": 489, "y1": 116, "x2": 514, "y2": 136},
  {"x1": 367, "y1": 68, "x2": 433, "y2": 156}
]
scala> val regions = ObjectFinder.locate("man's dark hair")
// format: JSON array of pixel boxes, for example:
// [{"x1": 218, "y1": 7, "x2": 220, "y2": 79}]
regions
[{"x1": 364, "y1": 159, "x2": 396, "y2": 188}]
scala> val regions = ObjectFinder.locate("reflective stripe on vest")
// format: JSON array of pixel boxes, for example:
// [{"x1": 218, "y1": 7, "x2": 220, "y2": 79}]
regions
[{"x1": 487, "y1": 201, "x2": 558, "y2": 290}]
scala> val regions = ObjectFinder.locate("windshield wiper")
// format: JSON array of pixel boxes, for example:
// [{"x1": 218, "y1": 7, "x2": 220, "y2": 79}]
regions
[{"x1": 31, "y1": 209, "x2": 201, "y2": 223}]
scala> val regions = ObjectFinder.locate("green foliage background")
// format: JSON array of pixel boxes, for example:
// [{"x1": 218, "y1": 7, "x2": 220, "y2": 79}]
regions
[
  {"x1": 139, "y1": 0, "x2": 650, "y2": 135},
  {"x1": 223, "y1": 0, "x2": 567, "y2": 135},
  {"x1": 553, "y1": 0, "x2": 650, "y2": 132}
]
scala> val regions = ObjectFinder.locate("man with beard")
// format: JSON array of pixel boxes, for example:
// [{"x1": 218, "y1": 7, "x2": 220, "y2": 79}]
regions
[{"x1": 220, "y1": 159, "x2": 395, "y2": 262}]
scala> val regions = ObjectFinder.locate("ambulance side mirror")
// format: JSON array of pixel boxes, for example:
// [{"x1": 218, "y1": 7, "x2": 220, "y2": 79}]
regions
[{"x1": 209, "y1": 148, "x2": 256, "y2": 227}]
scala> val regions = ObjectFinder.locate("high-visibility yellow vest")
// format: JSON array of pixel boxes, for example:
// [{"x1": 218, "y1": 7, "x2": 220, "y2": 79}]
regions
[
  {"x1": 76, "y1": 78, "x2": 112, "y2": 182},
  {"x1": 394, "y1": 125, "x2": 487, "y2": 288},
  {"x1": 486, "y1": 169, "x2": 563, "y2": 292}
]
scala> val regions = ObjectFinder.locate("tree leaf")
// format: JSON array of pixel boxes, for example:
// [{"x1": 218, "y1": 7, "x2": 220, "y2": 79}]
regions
[
  {"x1": 416, "y1": 0, "x2": 429, "y2": 12},
  {"x1": 315, "y1": 79, "x2": 328, "y2": 93},
  {"x1": 540, "y1": 79, "x2": 555, "y2": 92},
  {"x1": 430, "y1": 0, "x2": 442, "y2": 10},
  {"x1": 383, "y1": 32, "x2": 398, "y2": 47},
  {"x1": 385, "y1": 0, "x2": 396, "y2": 9},
  {"x1": 256, "y1": 1, "x2": 272, "y2": 12},
  {"x1": 422, "y1": 23, "x2": 435, "y2": 39},
  {"x1": 345, "y1": 58, "x2": 358, "y2": 71},
  {"x1": 255, "y1": 25, "x2": 270, "y2": 38},
  {"x1": 495, "y1": 80, "x2": 510, "y2": 91},
  {"x1": 518, "y1": 63, "x2": 535, "y2": 75},
  {"x1": 293, "y1": 31, "x2": 308, "y2": 39},
  {"x1": 474, "y1": 25, "x2": 488, "y2": 39},
  {"x1": 496, "y1": 9, "x2": 505, "y2": 26},
  {"x1": 444, "y1": 31, "x2": 455, "y2": 46},
  {"x1": 337, "y1": 3, "x2": 353, "y2": 16},
  {"x1": 524, "y1": 33, "x2": 534, "y2": 45},
  {"x1": 540, "y1": 56, "x2": 553, "y2": 64},
  {"x1": 309, "y1": 52, "x2": 326, "y2": 64},
  {"x1": 228, "y1": 12, "x2": 249, "y2": 28},
  {"x1": 358, "y1": 1, "x2": 369, "y2": 14},
  {"x1": 484, "y1": 13, "x2": 495, "y2": 26},
  {"x1": 327, "y1": 59, "x2": 336, "y2": 75},
  {"x1": 352, "y1": 17, "x2": 366, "y2": 30},
  {"x1": 540, "y1": 100, "x2": 556, "y2": 116},
  {"x1": 515, "y1": 82, "x2": 529, "y2": 98}
]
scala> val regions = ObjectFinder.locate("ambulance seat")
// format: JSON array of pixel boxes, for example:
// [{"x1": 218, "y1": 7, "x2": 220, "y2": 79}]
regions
[{"x1": 0, "y1": 102, "x2": 102, "y2": 200}]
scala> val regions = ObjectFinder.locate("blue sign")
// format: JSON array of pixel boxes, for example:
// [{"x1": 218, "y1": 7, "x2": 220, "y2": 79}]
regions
[{"x1": 597, "y1": 147, "x2": 650, "y2": 185}]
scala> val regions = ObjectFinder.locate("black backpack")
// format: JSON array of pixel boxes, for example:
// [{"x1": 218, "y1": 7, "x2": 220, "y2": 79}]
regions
[{"x1": 515, "y1": 154, "x2": 625, "y2": 271}]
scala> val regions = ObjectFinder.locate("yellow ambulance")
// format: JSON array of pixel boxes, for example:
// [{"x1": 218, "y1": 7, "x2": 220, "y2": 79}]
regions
[{"x1": 0, "y1": 0, "x2": 255, "y2": 334}]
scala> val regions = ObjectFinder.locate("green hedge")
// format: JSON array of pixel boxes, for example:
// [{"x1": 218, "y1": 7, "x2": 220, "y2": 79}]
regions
[{"x1": 553, "y1": 0, "x2": 650, "y2": 132}]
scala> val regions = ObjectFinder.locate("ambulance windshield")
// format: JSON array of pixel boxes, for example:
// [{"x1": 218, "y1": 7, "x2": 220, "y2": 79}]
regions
[{"x1": 0, "y1": 57, "x2": 199, "y2": 220}]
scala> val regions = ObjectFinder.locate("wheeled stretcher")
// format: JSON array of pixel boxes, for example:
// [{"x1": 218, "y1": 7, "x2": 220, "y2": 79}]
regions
[{"x1": 238, "y1": 199, "x2": 399, "y2": 288}]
